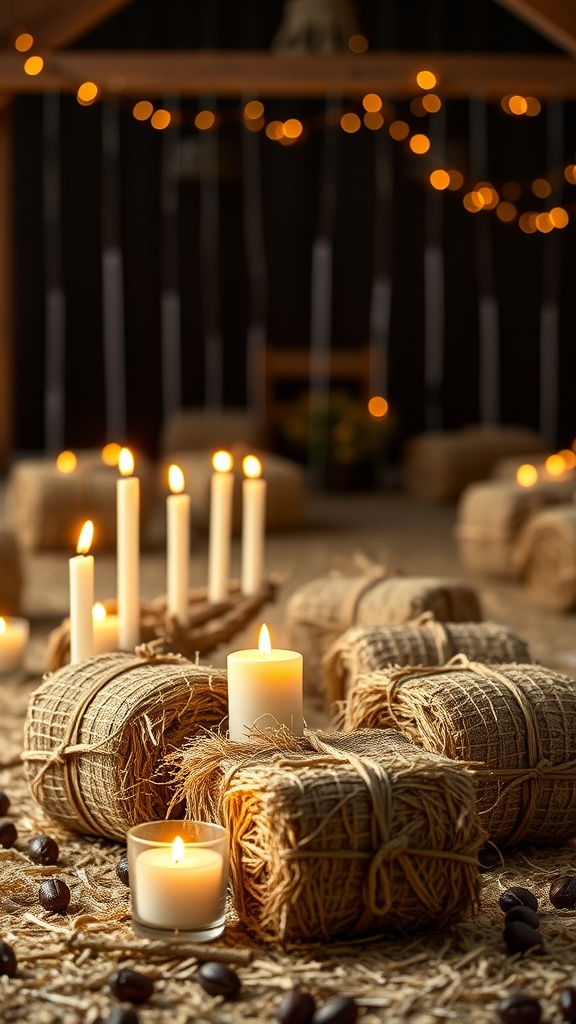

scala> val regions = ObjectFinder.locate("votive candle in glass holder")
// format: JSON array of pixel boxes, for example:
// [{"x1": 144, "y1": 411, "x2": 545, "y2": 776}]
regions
[{"x1": 127, "y1": 820, "x2": 229, "y2": 942}]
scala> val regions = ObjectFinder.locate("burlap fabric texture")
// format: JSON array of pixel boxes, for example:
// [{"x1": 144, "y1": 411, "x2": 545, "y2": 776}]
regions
[
  {"x1": 22, "y1": 648, "x2": 228, "y2": 841},
  {"x1": 344, "y1": 656, "x2": 576, "y2": 847},
  {"x1": 323, "y1": 619, "x2": 530, "y2": 704},
  {"x1": 285, "y1": 567, "x2": 481, "y2": 695},
  {"x1": 170, "y1": 728, "x2": 484, "y2": 945},
  {"x1": 514, "y1": 503, "x2": 576, "y2": 611}
]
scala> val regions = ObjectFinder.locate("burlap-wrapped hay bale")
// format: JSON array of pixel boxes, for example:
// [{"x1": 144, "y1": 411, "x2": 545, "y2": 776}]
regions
[
  {"x1": 455, "y1": 479, "x2": 570, "y2": 578},
  {"x1": 403, "y1": 425, "x2": 544, "y2": 502},
  {"x1": 22, "y1": 649, "x2": 228, "y2": 840},
  {"x1": 324, "y1": 620, "x2": 530, "y2": 704},
  {"x1": 344, "y1": 657, "x2": 576, "y2": 847},
  {"x1": 514, "y1": 504, "x2": 576, "y2": 611},
  {"x1": 160, "y1": 407, "x2": 265, "y2": 454},
  {"x1": 171, "y1": 728, "x2": 483, "y2": 944},
  {"x1": 286, "y1": 568, "x2": 481, "y2": 694},
  {"x1": 0, "y1": 526, "x2": 23, "y2": 615}
]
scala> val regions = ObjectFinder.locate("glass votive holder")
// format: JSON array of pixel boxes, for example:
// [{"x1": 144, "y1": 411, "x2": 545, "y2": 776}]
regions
[{"x1": 127, "y1": 820, "x2": 229, "y2": 943}]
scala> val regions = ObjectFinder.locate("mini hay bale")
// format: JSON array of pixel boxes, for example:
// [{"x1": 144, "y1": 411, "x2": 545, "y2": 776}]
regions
[
  {"x1": 22, "y1": 649, "x2": 228, "y2": 840},
  {"x1": 171, "y1": 729, "x2": 483, "y2": 944},
  {"x1": 344, "y1": 657, "x2": 576, "y2": 848},
  {"x1": 0, "y1": 526, "x2": 23, "y2": 615},
  {"x1": 45, "y1": 576, "x2": 281, "y2": 672},
  {"x1": 514, "y1": 504, "x2": 576, "y2": 611},
  {"x1": 403, "y1": 425, "x2": 544, "y2": 502},
  {"x1": 455, "y1": 479, "x2": 574, "y2": 578},
  {"x1": 323, "y1": 620, "x2": 530, "y2": 704},
  {"x1": 286, "y1": 566, "x2": 481, "y2": 694}
]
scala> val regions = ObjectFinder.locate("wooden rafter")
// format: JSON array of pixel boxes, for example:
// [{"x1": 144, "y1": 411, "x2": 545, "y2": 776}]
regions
[
  {"x1": 493, "y1": 0, "x2": 576, "y2": 58},
  {"x1": 0, "y1": 0, "x2": 133, "y2": 48}
]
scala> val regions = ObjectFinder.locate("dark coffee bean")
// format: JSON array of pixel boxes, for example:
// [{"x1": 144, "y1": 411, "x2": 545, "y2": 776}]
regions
[
  {"x1": 0, "y1": 818, "x2": 17, "y2": 849},
  {"x1": 198, "y1": 961, "x2": 241, "y2": 999},
  {"x1": 105, "y1": 1007, "x2": 140, "y2": 1024},
  {"x1": 0, "y1": 790, "x2": 10, "y2": 816},
  {"x1": 499, "y1": 887, "x2": 538, "y2": 913},
  {"x1": 503, "y1": 921, "x2": 544, "y2": 955},
  {"x1": 504, "y1": 907, "x2": 540, "y2": 929},
  {"x1": 116, "y1": 854, "x2": 130, "y2": 887},
  {"x1": 550, "y1": 875, "x2": 576, "y2": 910},
  {"x1": 559, "y1": 986, "x2": 576, "y2": 1022},
  {"x1": 312, "y1": 996, "x2": 358, "y2": 1024},
  {"x1": 28, "y1": 835, "x2": 59, "y2": 866},
  {"x1": 38, "y1": 878, "x2": 70, "y2": 913},
  {"x1": 497, "y1": 994, "x2": 541, "y2": 1024},
  {"x1": 109, "y1": 968, "x2": 154, "y2": 1004},
  {"x1": 478, "y1": 845, "x2": 502, "y2": 873},
  {"x1": 278, "y1": 987, "x2": 316, "y2": 1024},
  {"x1": 0, "y1": 940, "x2": 17, "y2": 978}
]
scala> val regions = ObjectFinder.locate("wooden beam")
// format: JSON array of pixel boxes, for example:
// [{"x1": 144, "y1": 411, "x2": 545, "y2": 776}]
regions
[
  {"x1": 0, "y1": 103, "x2": 13, "y2": 469},
  {"x1": 493, "y1": 0, "x2": 576, "y2": 58},
  {"x1": 0, "y1": 0, "x2": 133, "y2": 48},
  {"x1": 1, "y1": 50, "x2": 576, "y2": 98}
]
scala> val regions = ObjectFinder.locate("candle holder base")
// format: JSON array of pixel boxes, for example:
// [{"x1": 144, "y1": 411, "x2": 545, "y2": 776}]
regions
[{"x1": 131, "y1": 917, "x2": 226, "y2": 943}]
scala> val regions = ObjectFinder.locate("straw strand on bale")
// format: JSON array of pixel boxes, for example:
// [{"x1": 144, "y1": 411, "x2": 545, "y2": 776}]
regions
[{"x1": 344, "y1": 655, "x2": 576, "y2": 847}]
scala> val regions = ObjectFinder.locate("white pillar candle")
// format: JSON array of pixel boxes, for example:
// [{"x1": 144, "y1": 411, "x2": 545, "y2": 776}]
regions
[
  {"x1": 207, "y1": 450, "x2": 234, "y2": 604},
  {"x1": 241, "y1": 454, "x2": 267, "y2": 596},
  {"x1": 92, "y1": 602, "x2": 119, "y2": 655},
  {"x1": 227, "y1": 623, "x2": 303, "y2": 741},
  {"x1": 69, "y1": 520, "x2": 94, "y2": 665},
  {"x1": 117, "y1": 447, "x2": 140, "y2": 651},
  {"x1": 167, "y1": 464, "x2": 190, "y2": 626},
  {"x1": 134, "y1": 836, "x2": 225, "y2": 930},
  {"x1": 0, "y1": 616, "x2": 30, "y2": 674}
]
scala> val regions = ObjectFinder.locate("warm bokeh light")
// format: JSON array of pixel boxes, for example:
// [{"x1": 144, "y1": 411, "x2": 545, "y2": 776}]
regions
[
  {"x1": 535, "y1": 212, "x2": 553, "y2": 233},
  {"x1": 532, "y1": 178, "x2": 551, "y2": 198},
  {"x1": 77, "y1": 520, "x2": 94, "y2": 555},
  {"x1": 410, "y1": 97, "x2": 426, "y2": 117},
  {"x1": 77, "y1": 81, "x2": 98, "y2": 106},
  {"x1": 168, "y1": 464, "x2": 185, "y2": 494},
  {"x1": 118, "y1": 448, "x2": 135, "y2": 477},
  {"x1": 477, "y1": 185, "x2": 499, "y2": 209},
  {"x1": 501, "y1": 95, "x2": 512, "y2": 113},
  {"x1": 559, "y1": 449, "x2": 576, "y2": 470},
  {"x1": 430, "y1": 169, "x2": 450, "y2": 190},
  {"x1": 416, "y1": 70, "x2": 436, "y2": 90},
  {"x1": 422, "y1": 94, "x2": 442, "y2": 113},
  {"x1": 340, "y1": 112, "x2": 361, "y2": 133},
  {"x1": 516, "y1": 464, "x2": 538, "y2": 487},
  {"x1": 368, "y1": 395, "x2": 389, "y2": 418},
  {"x1": 564, "y1": 164, "x2": 576, "y2": 184},
  {"x1": 519, "y1": 212, "x2": 537, "y2": 233},
  {"x1": 546, "y1": 454, "x2": 566, "y2": 476},
  {"x1": 265, "y1": 120, "x2": 284, "y2": 140},
  {"x1": 195, "y1": 110, "x2": 215, "y2": 131},
  {"x1": 243, "y1": 455, "x2": 262, "y2": 479},
  {"x1": 24, "y1": 55, "x2": 43, "y2": 76},
  {"x1": 133, "y1": 100, "x2": 153, "y2": 121},
  {"x1": 283, "y1": 118, "x2": 302, "y2": 139},
  {"x1": 362, "y1": 93, "x2": 382, "y2": 113},
  {"x1": 502, "y1": 181, "x2": 522, "y2": 201},
  {"x1": 447, "y1": 169, "x2": 464, "y2": 191},
  {"x1": 388, "y1": 120, "x2": 409, "y2": 141},
  {"x1": 496, "y1": 201, "x2": 517, "y2": 223},
  {"x1": 364, "y1": 111, "x2": 384, "y2": 130},
  {"x1": 509, "y1": 95, "x2": 528, "y2": 115},
  {"x1": 172, "y1": 836, "x2": 185, "y2": 864},
  {"x1": 56, "y1": 450, "x2": 77, "y2": 474},
  {"x1": 463, "y1": 191, "x2": 485, "y2": 212},
  {"x1": 212, "y1": 450, "x2": 233, "y2": 473},
  {"x1": 348, "y1": 34, "x2": 368, "y2": 53},
  {"x1": 258, "y1": 622, "x2": 272, "y2": 653},
  {"x1": 550, "y1": 206, "x2": 569, "y2": 228},
  {"x1": 525, "y1": 96, "x2": 541, "y2": 116},
  {"x1": 244, "y1": 100, "x2": 264, "y2": 120},
  {"x1": 15, "y1": 33, "x2": 33, "y2": 52},
  {"x1": 151, "y1": 109, "x2": 171, "y2": 130},
  {"x1": 101, "y1": 442, "x2": 121, "y2": 466},
  {"x1": 93, "y1": 602, "x2": 107, "y2": 623},
  {"x1": 244, "y1": 115, "x2": 264, "y2": 133},
  {"x1": 0, "y1": 617, "x2": 5, "y2": 634},
  {"x1": 409, "y1": 133, "x2": 430, "y2": 154}
]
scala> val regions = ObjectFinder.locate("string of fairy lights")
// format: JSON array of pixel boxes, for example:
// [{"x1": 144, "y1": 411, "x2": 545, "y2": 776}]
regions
[{"x1": 10, "y1": 29, "x2": 576, "y2": 234}]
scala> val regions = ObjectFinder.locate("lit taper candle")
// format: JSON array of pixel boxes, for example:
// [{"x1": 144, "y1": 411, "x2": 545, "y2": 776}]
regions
[
  {"x1": 207, "y1": 450, "x2": 234, "y2": 604},
  {"x1": 167, "y1": 464, "x2": 190, "y2": 626},
  {"x1": 69, "y1": 519, "x2": 94, "y2": 664},
  {"x1": 117, "y1": 447, "x2": 140, "y2": 651},
  {"x1": 227, "y1": 623, "x2": 304, "y2": 741},
  {"x1": 241, "y1": 455, "x2": 266, "y2": 596}
]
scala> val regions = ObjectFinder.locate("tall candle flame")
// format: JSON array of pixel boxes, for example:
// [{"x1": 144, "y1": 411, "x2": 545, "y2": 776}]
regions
[
  {"x1": 0, "y1": 617, "x2": 5, "y2": 634},
  {"x1": 77, "y1": 520, "x2": 94, "y2": 555},
  {"x1": 118, "y1": 447, "x2": 135, "y2": 477},
  {"x1": 172, "y1": 835, "x2": 185, "y2": 864},
  {"x1": 242, "y1": 454, "x2": 262, "y2": 479},
  {"x1": 92, "y1": 602, "x2": 106, "y2": 622},
  {"x1": 212, "y1": 450, "x2": 233, "y2": 473},
  {"x1": 258, "y1": 622, "x2": 271, "y2": 654},
  {"x1": 168, "y1": 464, "x2": 185, "y2": 494}
]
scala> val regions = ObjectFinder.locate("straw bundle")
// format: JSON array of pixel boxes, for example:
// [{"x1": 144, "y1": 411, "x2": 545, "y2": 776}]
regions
[
  {"x1": 456, "y1": 479, "x2": 570, "y2": 578},
  {"x1": 22, "y1": 648, "x2": 228, "y2": 840},
  {"x1": 344, "y1": 657, "x2": 576, "y2": 847},
  {"x1": 286, "y1": 567, "x2": 481, "y2": 693},
  {"x1": 0, "y1": 526, "x2": 23, "y2": 615},
  {"x1": 514, "y1": 504, "x2": 576, "y2": 611},
  {"x1": 323, "y1": 620, "x2": 530, "y2": 704},
  {"x1": 171, "y1": 728, "x2": 483, "y2": 944}
]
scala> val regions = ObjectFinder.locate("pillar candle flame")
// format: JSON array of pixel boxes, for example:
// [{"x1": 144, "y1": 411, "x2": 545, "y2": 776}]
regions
[
  {"x1": 77, "y1": 520, "x2": 94, "y2": 555},
  {"x1": 0, "y1": 617, "x2": 5, "y2": 635},
  {"x1": 92, "y1": 601, "x2": 106, "y2": 622},
  {"x1": 168, "y1": 464, "x2": 185, "y2": 494},
  {"x1": 119, "y1": 447, "x2": 135, "y2": 477},
  {"x1": 258, "y1": 622, "x2": 271, "y2": 654},
  {"x1": 172, "y1": 835, "x2": 185, "y2": 864}
]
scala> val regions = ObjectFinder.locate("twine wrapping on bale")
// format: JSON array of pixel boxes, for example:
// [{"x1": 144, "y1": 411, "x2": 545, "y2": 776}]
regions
[
  {"x1": 514, "y1": 504, "x2": 576, "y2": 611},
  {"x1": 169, "y1": 728, "x2": 484, "y2": 945},
  {"x1": 22, "y1": 648, "x2": 228, "y2": 840},
  {"x1": 344, "y1": 655, "x2": 576, "y2": 847},
  {"x1": 323, "y1": 618, "x2": 530, "y2": 704},
  {"x1": 45, "y1": 575, "x2": 281, "y2": 672}
]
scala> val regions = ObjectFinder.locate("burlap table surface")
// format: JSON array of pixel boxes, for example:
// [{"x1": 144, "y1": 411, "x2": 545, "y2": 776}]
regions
[{"x1": 2, "y1": 677, "x2": 576, "y2": 1024}]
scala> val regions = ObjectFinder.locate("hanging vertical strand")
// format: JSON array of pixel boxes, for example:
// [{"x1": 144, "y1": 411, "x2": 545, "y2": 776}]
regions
[
  {"x1": 101, "y1": 102, "x2": 127, "y2": 442},
  {"x1": 161, "y1": 97, "x2": 182, "y2": 422},
  {"x1": 199, "y1": 95, "x2": 222, "y2": 411},
  {"x1": 369, "y1": 128, "x2": 393, "y2": 401},
  {"x1": 539, "y1": 100, "x2": 563, "y2": 448},
  {"x1": 470, "y1": 98, "x2": 499, "y2": 426},
  {"x1": 43, "y1": 92, "x2": 66, "y2": 454},
  {"x1": 424, "y1": 104, "x2": 446, "y2": 431},
  {"x1": 241, "y1": 97, "x2": 268, "y2": 423}
]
